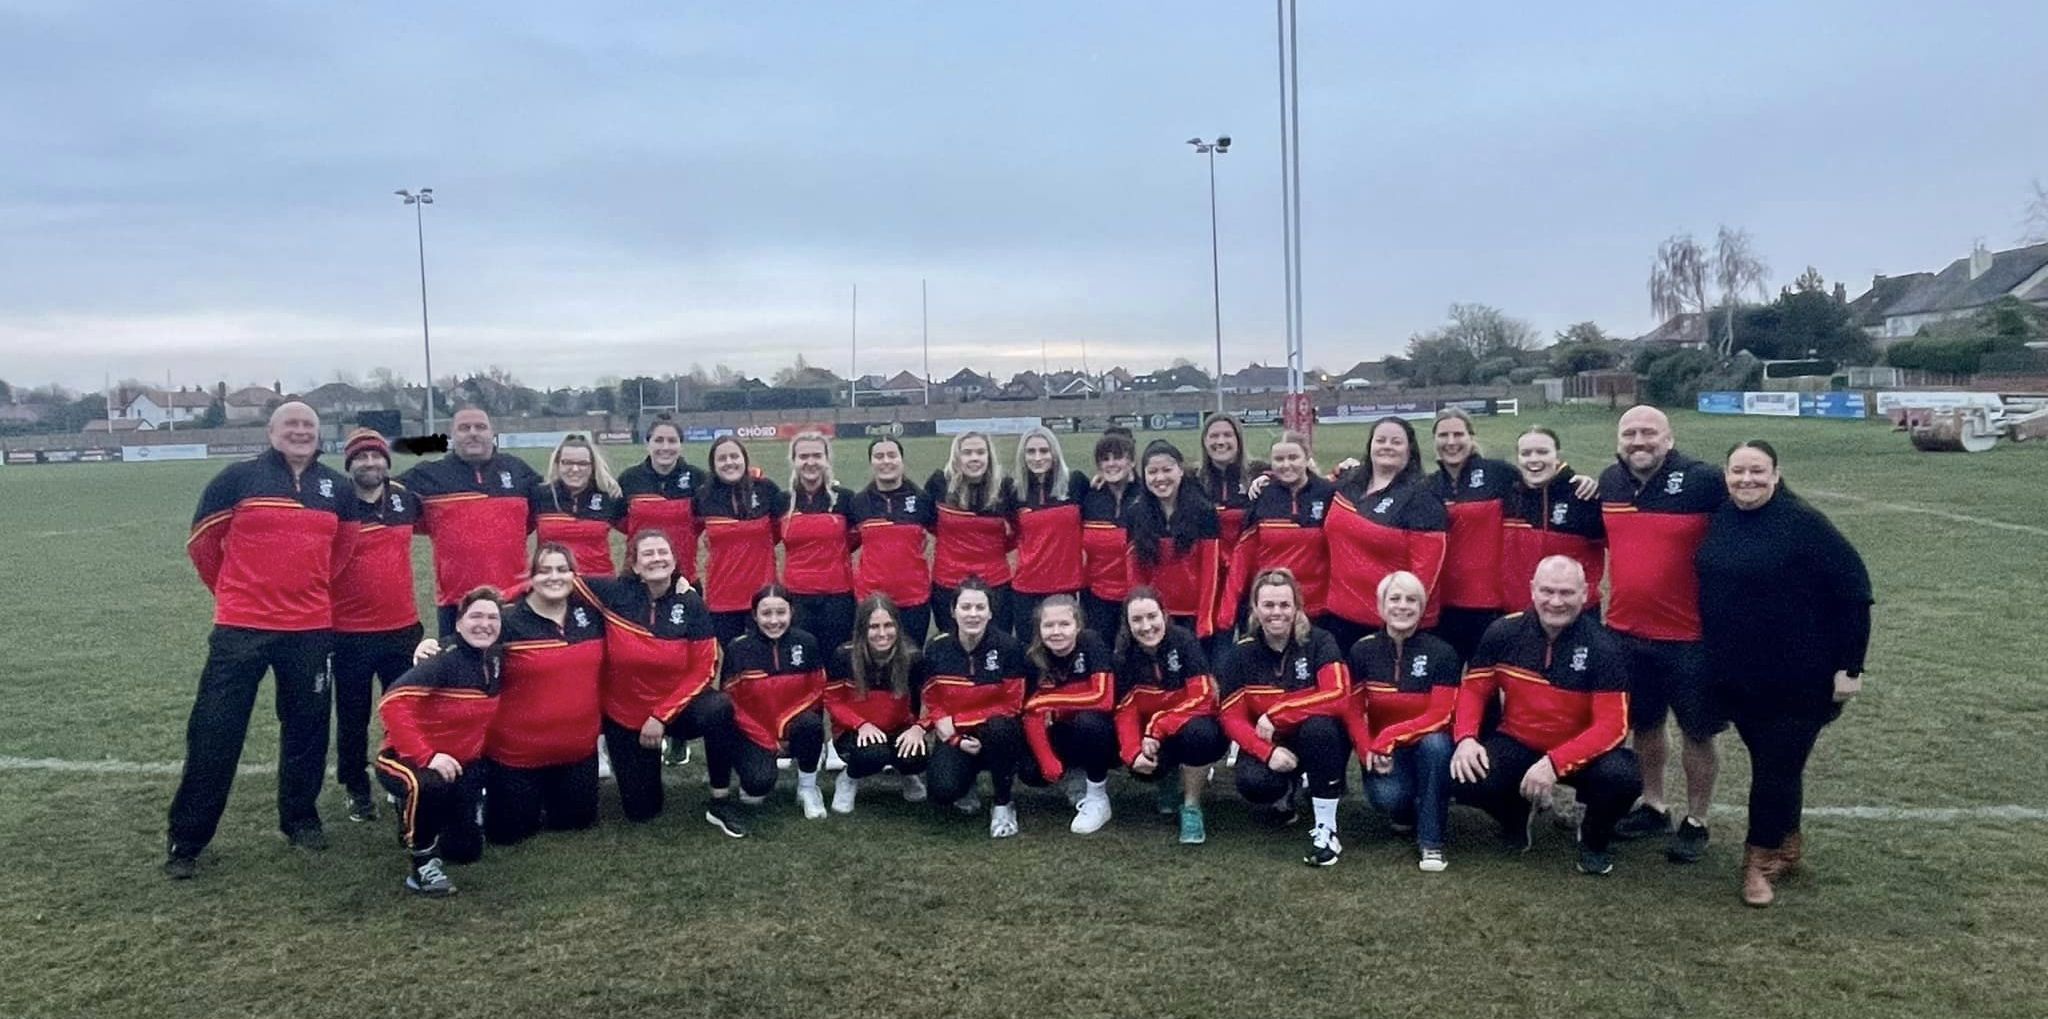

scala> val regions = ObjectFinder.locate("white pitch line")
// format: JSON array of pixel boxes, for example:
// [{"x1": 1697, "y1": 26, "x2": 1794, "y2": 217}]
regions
[
  {"x1": 5, "y1": 755, "x2": 2046, "y2": 822},
  {"x1": 1804, "y1": 489, "x2": 2048, "y2": 537}
]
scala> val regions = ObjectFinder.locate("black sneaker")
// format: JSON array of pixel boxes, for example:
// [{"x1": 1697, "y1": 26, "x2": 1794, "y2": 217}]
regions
[
  {"x1": 162, "y1": 854, "x2": 198, "y2": 880},
  {"x1": 1302, "y1": 825, "x2": 1343, "y2": 867},
  {"x1": 1613, "y1": 803, "x2": 1671, "y2": 841},
  {"x1": 664, "y1": 738, "x2": 692, "y2": 767},
  {"x1": 1577, "y1": 845, "x2": 1615, "y2": 876},
  {"x1": 704, "y1": 799, "x2": 750, "y2": 839},
  {"x1": 1666, "y1": 816, "x2": 1710, "y2": 864},
  {"x1": 286, "y1": 826, "x2": 329, "y2": 852},
  {"x1": 406, "y1": 856, "x2": 456, "y2": 897},
  {"x1": 1499, "y1": 801, "x2": 1536, "y2": 854},
  {"x1": 346, "y1": 792, "x2": 378, "y2": 823}
]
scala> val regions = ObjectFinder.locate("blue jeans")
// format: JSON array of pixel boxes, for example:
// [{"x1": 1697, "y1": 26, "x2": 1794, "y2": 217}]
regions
[{"x1": 1362, "y1": 731, "x2": 1453, "y2": 850}]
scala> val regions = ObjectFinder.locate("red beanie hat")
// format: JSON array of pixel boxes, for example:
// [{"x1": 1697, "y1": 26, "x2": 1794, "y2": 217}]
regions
[{"x1": 344, "y1": 427, "x2": 392, "y2": 466}]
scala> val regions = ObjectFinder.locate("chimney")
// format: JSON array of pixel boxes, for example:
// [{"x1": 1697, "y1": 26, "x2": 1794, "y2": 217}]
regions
[
  {"x1": 1833, "y1": 281, "x2": 1847, "y2": 304},
  {"x1": 1969, "y1": 241, "x2": 1993, "y2": 281}
]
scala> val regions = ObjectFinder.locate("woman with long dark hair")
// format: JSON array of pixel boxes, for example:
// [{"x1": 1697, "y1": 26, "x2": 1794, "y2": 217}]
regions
[
  {"x1": 1192, "y1": 413, "x2": 1255, "y2": 550},
  {"x1": 1696, "y1": 440, "x2": 1873, "y2": 907},
  {"x1": 928, "y1": 431, "x2": 1015, "y2": 635},
  {"x1": 1322, "y1": 417, "x2": 1448, "y2": 651},
  {"x1": 1114, "y1": 588, "x2": 1226, "y2": 845},
  {"x1": 781, "y1": 431, "x2": 858, "y2": 654},
  {"x1": 722, "y1": 582, "x2": 830, "y2": 819},
  {"x1": 1009, "y1": 426, "x2": 1090, "y2": 640},
  {"x1": 920, "y1": 578, "x2": 1029, "y2": 838},
  {"x1": 1079, "y1": 429, "x2": 1142, "y2": 639},
  {"x1": 1127, "y1": 440, "x2": 1224, "y2": 644},
  {"x1": 1018, "y1": 594, "x2": 1119, "y2": 834},
  {"x1": 695, "y1": 435, "x2": 785, "y2": 644},
  {"x1": 850, "y1": 436, "x2": 937, "y2": 644},
  {"x1": 824, "y1": 593, "x2": 931, "y2": 813}
]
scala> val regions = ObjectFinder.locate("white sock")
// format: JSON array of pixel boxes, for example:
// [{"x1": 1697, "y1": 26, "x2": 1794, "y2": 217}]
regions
[
  {"x1": 1311, "y1": 796, "x2": 1339, "y2": 832},
  {"x1": 798, "y1": 771, "x2": 818, "y2": 792},
  {"x1": 1084, "y1": 779, "x2": 1108, "y2": 801}
]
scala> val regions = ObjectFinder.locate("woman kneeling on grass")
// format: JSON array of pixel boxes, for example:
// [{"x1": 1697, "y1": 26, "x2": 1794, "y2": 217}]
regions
[
  {"x1": 1017, "y1": 595, "x2": 1119, "y2": 834},
  {"x1": 1344, "y1": 570, "x2": 1461, "y2": 873},
  {"x1": 376, "y1": 587, "x2": 503, "y2": 897},
  {"x1": 1114, "y1": 588, "x2": 1226, "y2": 845},
  {"x1": 824, "y1": 594, "x2": 932, "y2": 814},
  {"x1": 920, "y1": 578, "x2": 1029, "y2": 838},
  {"x1": 722, "y1": 583, "x2": 830, "y2": 820}
]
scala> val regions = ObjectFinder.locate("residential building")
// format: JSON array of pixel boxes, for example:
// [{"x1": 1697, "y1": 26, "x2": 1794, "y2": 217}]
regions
[
  {"x1": 1848, "y1": 242, "x2": 2048, "y2": 343},
  {"x1": 1221, "y1": 363, "x2": 1292, "y2": 394},
  {"x1": 1632, "y1": 313, "x2": 1711, "y2": 349},
  {"x1": 120, "y1": 388, "x2": 213, "y2": 427},
  {"x1": 937, "y1": 368, "x2": 996, "y2": 401}
]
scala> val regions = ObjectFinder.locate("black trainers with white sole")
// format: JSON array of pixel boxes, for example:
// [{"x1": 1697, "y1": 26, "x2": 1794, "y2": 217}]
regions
[
  {"x1": 1613, "y1": 803, "x2": 1671, "y2": 841},
  {"x1": 1303, "y1": 825, "x2": 1343, "y2": 867},
  {"x1": 407, "y1": 855, "x2": 457, "y2": 897},
  {"x1": 704, "y1": 799, "x2": 750, "y2": 838},
  {"x1": 1666, "y1": 816, "x2": 1710, "y2": 864}
]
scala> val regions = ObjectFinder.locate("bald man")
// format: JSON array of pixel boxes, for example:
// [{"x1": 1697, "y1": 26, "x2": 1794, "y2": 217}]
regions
[
  {"x1": 167, "y1": 402, "x2": 358, "y2": 878},
  {"x1": 1596, "y1": 405, "x2": 1727, "y2": 862}
]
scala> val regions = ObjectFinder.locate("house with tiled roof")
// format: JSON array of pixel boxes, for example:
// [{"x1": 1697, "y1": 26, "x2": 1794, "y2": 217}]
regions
[{"x1": 1851, "y1": 242, "x2": 2048, "y2": 344}]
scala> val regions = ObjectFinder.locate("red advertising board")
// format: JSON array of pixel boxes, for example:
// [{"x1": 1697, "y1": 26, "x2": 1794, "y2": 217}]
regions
[
  {"x1": 1282, "y1": 392, "x2": 1315, "y2": 445},
  {"x1": 728, "y1": 422, "x2": 837, "y2": 441}
]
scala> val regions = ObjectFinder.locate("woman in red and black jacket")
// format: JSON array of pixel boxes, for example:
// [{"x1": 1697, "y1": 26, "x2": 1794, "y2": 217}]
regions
[
  {"x1": 1080, "y1": 429, "x2": 1141, "y2": 640},
  {"x1": 722, "y1": 583, "x2": 830, "y2": 820},
  {"x1": 782, "y1": 431, "x2": 858, "y2": 654},
  {"x1": 481, "y1": 543, "x2": 606, "y2": 845},
  {"x1": 1017, "y1": 595, "x2": 1118, "y2": 835},
  {"x1": 920, "y1": 579, "x2": 1028, "y2": 839},
  {"x1": 531, "y1": 433, "x2": 625, "y2": 575},
  {"x1": 1501, "y1": 426, "x2": 1606, "y2": 617},
  {"x1": 927, "y1": 430, "x2": 1015, "y2": 636},
  {"x1": 374, "y1": 587, "x2": 502, "y2": 897},
  {"x1": 1127, "y1": 440, "x2": 1224, "y2": 644},
  {"x1": 1344, "y1": 570, "x2": 1461, "y2": 873},
  {"x1": 824, "y1": 593, "x2": 931, "y2": 814},
  {"x1": 695, "y1": 435, "x2": 786, "y2": 644},
  {"x1": 1324, "y1": 417, "x2": 1449, "y2": 652},
  {"x1": 1193, "y1": 413, "x2": 1256, "y2": 550},
  {"x1": 1008, "y1": 426, "x2": 1090, "y2": 641},
  {"x1": 1114, "y1": 588, "x2": 1225, "y2": 845},
  {"x1": 1221, "y1": 431, "x2": 1335, "y2": 636},
  {"x1": 575, "y1": 529, "x2": 748, "y2": 837},
  {"x1": 617, "y1": 416, "x2": 707, "y2": 585},
  {"x1": 850, "y1": 436, "x2": 936, "y2": 644}
]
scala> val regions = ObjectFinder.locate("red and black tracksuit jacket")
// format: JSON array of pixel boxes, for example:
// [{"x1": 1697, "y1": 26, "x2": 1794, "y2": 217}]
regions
[
  {"x1": 927, "y1": 471, "x2": 1013, "y2": 588},
  {"x1": 1011, "y1": 470, "x2": 1090, "y2": 596},
  {"x1": 1323, "y1": 476, "x2": 1449, "y2": 628},
  {"x1": 782, "y1": 485, "x2": 857, "y2": 596},
  {"x1": 722, "y1": 629, "x2": 827, "y2": 751},
  {"x1": 849, "y1": 483, "x2": 934, "y2": 608},
  {"x1": 694, "y1": 476, "x2": 785, "y2": 614},
  {"x1": 1127, "y1": 496, "x2": 1225, "y2": 638},
  {"x1": 617, "y1": 458, "x2": 706, "y2": 583},
  {"x1": 574, "y1": 575, "x2": 719, "y2": 728},
  {"x1": 398, "y1": 453, "x2": 541, "y2": 607},
  {"x1": 332, "y1": 484, "x2": 422, "y2": 635},
  {"x1": 378, "y1": 642, "x2": 503, "y2": 771},
  {"x1": 188, "y1": 448, "x2": 357, "y2": 631},
  {"x1": 919, "y1": 629, "x2": 1026, "y2": 740},
  {"x1": 1221, "y1": 475, "x2": 1336, "y2": 620},
  {"x1": 1501, "y1": 467, "x2": 1606, "y2": 613},
  {"x1": 487, "y1": 595, "x2": 606, "y2": 769},
  {"x1": 1080, "y1": 481, "x2": 1141, "y2": 603},
  {"x1": 1431, "y1": 457, "x2": 1515, "y2": 613},
  {"x1": 1199, "y1": 468, "x2": 1253, "y2": 549},
  {"x1": 1020, "y1": 630, "x2": 1116, "y2": 781},
  {"x1": 1217, "y1": 627, "x2": 1349, "y2": 764},
  {"x1": 531, "y1": 481, "x2": 625, "y2": 577},
  {"x1": 1455, "y1": 612, "x2": 1629, "y2": 777},
  {"x1": 1598, "y1": 451, "x2": 1725, "y2": 642},
  {"x1": 1343, "y1": 630, "x2": 1460, "y2": 760},
  {"x1": 1113, "y1": 625, "x2": 1217, "y2": 765},
  {"x1": 824, "y1": 644, "x2": 927, "y2": 734}
]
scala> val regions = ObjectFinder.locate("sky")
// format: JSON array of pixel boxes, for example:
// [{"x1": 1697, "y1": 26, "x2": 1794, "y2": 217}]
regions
[{"x1": 3, "y1": 1, "x2": 2045, "y2": 394}]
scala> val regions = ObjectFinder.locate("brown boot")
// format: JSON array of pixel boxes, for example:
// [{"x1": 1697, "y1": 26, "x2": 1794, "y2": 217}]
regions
[
  {"x1": 1742, "y1": 845, "x2": 1777, "y2": 907},
  {"x1": 1777, "y1": 832, "x2": 1804, "y2": 877}
]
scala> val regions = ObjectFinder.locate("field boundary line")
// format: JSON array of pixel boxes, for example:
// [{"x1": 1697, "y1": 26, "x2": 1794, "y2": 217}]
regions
[
  {"x1": 6, "y1": 755, "x2": 2047, "y2": 822},
  {"x1": 1805, "y1": 488, "x2": 2048, "y2": 537}
]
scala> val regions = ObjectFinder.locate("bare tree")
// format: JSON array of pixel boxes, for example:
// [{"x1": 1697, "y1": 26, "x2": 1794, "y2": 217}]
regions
[
  {"x1": 1713, "y1": 226, "x2": 1771, "y2": 356},
  {"x1": 2024, "y1": 177, "x2": 2048, "y2": 244},
  {"x1": 1649, "y1": 234, "x2": 1711, "y2": 329},
  {"x1": 1792, "y1": 266, "x2": 1826, "y2": 294},
  {"x1": 1435, "y1": 302, "x2": 1539, "y2": 359}
]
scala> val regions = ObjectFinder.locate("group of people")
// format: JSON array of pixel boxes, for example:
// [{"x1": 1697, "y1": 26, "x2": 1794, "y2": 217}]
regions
[{"x1": 164, "y1": 400, "x2": 1872, "y2": 909}]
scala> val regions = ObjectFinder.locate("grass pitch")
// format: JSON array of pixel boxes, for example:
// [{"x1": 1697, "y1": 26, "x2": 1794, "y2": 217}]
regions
[{"x1": 1, "y1": 409, "x2": 2043, "y2": 1019}]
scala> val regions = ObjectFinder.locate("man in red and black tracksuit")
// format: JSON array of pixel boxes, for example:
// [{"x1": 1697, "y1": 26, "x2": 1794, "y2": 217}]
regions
[
  {"x1": 1598, "y1": 406, "x2": 1726, "y2": 859},
  {"x1": 397, "y1": 407, "x2": 540, "y2": 636},
  {"x1": 165, "y1": 402, "x2": 357, "y2": 878},
  {"x1": 1450, "y1": 555, "x2": 1641, "y2": 875},
  {"x1": 329, "y1": 428, "x2": 425, "y2": 824}
]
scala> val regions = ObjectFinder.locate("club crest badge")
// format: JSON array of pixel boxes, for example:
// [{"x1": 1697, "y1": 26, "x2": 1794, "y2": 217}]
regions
[
  {"x1": 1664, "y1": 472, "x2": 1684, "y2": 496},
  {"x1": 1552, "y1": 502, "x2": 1570, "y2": 526},
  {"x1": 500, "y1": 471, "x2": 514, "y2": 489},
  {"x1": 791, "y1": 644, "x2": 804, "y2": 667},
  {"x1": 1411, "y1": 655, "x2": 1429, "y2": 678},
  {"x1": 1373, "y1": 497, "x2": 1394, "y2": 515},
  {"x1": 985, "y1": 650, "x2": 999, "y2": 671},
  {"x1": 317, "y1": 478, "x2": 333, "y2": 498},
  {"x1": 1570, "y1": 646, "x2": 1589, "y2": 671},
  {"x1": 670, "y1": 604, "x2": 686, "y2": 626}
]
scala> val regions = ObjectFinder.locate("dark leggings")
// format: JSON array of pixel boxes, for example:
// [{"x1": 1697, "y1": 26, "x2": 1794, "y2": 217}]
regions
[
  {"x1": 375, "y1": 751, "x2": 484, "y2": 863},
  {"x1": 791, "y1": 593, "x2": 856, "y2": 658},
  {"x1": 734, "y1": 710, "x2": 827, "y2": 798},
  {"x1": 927, "y1": 716, "x2": 1023, "y2": 807},
  {"x1": 482, "y1": 754, "x2": 599, "y2": 845},
  {"x1": 833, "y1": 730, "x2": 933, "y2": 779},
  {"x1": 1453, "y1": 735, "x2": 1642, "y2": 852},
  {"x1": 1235, "y1": 715, "x2": 1352, "y2": 802},
  {"x1": 603, "y1": 691, "x2": 738, "y2": 822},
  {"x1": 1127, "y1": 716, "x2": 1228, "y2": 779},
  {"x1": 1080, "y1": 592, "x2": 1123, "y2": 644},
  {"x1": 331, "y1": 625, "x2": 420, "y2": 797},
  {"x1": 1019, "y1": 710, "x2": 1120, "y2": 785},
  {"x1": 1732, "y1": 703, "x2": 1838, "y2": 849},
  {"x1": 931, "y1": 582, "x2": 1013, "y2": 637}
]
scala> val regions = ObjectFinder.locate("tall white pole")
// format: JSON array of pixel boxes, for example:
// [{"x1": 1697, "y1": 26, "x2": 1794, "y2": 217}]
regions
[
  {"x1": 849, "y1": 284, "x2": 859, "y2": 409},
  {"x1": 415, "y1": 197, "x2": 436, "y2": 434},
  {"x1": 1286, "y1": 0, "x2": 1304, "y2": 397},
  {"x1": 1206, "y1": 145, "x2": 1225, "y2": 416},
  {"x1": 922, "y1": 278, "x2": 932, "y2": 406},
  {"x1": 1275, "y1": 0, "x2": 1297, "y2": 400}
]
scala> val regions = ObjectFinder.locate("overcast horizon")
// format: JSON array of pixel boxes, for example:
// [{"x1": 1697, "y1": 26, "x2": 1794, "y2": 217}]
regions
[{"x1": 4, "y1": 1, "x2": 2045, "y2": 395}]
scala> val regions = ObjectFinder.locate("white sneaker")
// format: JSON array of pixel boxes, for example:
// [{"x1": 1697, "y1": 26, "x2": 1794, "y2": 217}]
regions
[
  {"x1": 901, "y1": 775, "x2": 928, "y2": 803},
  {"x1": 1071, "y1": 787, "x2": 1112, "y2": 835},
  {"x1": 798, "y1": 784, "x2": 827, "y2": 820},
  {"x1": 832, "y1": 775, "x2": 859, "y2": 814},
  {"x1": 1303, "y1": 824, "x2": 1342, "y2": 867},
  {"x1": 822, "y1": 741, "x2": 847, "y2": 772},
  {"x1": 1419, "y1": 848, "x2": 1448, "y2": 873},
  {"x1": 989, "y1": 803, "x2": 1019, "y2": 839},
  {"x1": 596, "y1": 738, "x2": 613, "y2": 781},
  {"x1": 1060, "y1": 771, "x2": 1087, "y2": 807}
]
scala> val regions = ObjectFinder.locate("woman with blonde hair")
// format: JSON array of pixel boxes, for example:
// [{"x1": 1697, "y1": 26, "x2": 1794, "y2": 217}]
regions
[
  {"x1": 926, "y1": 430, "x2": 1015, "y2": 635},
  {"x1": 1345, "y1": 570, "x2": 1461, "y2": 872},
  {"x1": 781, "y1": 431, "x2": 858, "y2": 653},
  {"x1": 533, "y1": 433, "x2": 625, "y2": 575},
  {"x1": 1008, "y1": 426, "x2": 1090, "y2": 640}
]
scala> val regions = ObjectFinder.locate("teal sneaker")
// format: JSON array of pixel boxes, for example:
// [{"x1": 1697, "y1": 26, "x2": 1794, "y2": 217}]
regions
[{"x1": 1178, "y1": 803, "x2": 1207, "y2": 845}]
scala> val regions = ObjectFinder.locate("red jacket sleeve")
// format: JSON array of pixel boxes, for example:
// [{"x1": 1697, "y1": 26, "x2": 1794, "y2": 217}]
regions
[
  {"x1": 1408, "y1": 529, "x2": 1448, "y2": 604},
  {"x1": 1371, "y1": 684, "x2": 1457, "y2": 756},
  {"x1": 1219, "y1": 689, "x2": 1276, "y2": 763},
  {"x1": 823, "y1": 681, "x2": 866, "y2": 731},
  {"x1": 1453, "y1": 666, "x2": 1497, "y2": 743},
  {"x1": 187, "y1": 471, "x2": 240, "y2": 591},
  {"x1": 1114, "y1": 698, "x2": 1145, "y2": 764},
  {"x1": 1145, "y1": 674, "x2": 1216, "y2": 742},
  {"x1": 1266, "y1": 660, "x2": 1350, "y2": 727},
  {"x1": 1544, "y1": 689, "x2": 1629, "y2": 778},
  {"x1": 1218, "y1": 529, "x2": 1258, "y2": 632},
  {"x1": 946, "y1": 677, "x2": 1026, "y2": 730},
  {"x1": 652, "y1": 637, "x2": 721, "y2": 722},
  {"x1": 1023, "y1": 670, "x2": 1114, "y2": 713},
  {"x1": 1192, "y1": 538, "x2": 1222, "y2": 638},
  {"x1": 378, "y1": 689, "x2": 437, "y2": 765}
]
